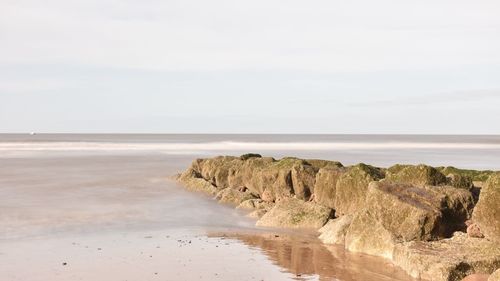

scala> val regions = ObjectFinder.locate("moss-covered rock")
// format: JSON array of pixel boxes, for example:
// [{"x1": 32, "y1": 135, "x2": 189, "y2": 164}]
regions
[
  {"x1": 215, "y1": 188, "x2": 257, "y2": 205},
  {"x1": 313, "y1": 167, "x2": 345, "y2": 209},
  {"x1": 177, "y1": 168, "x2": 218, "y2": 195},
  {"x1": 305, "y1": 159, "x2": 343, "y2": 169},
  {"x1": 176, "y1": 155, "x2": 498, "y2": 281},
  {"x1": 252, "y1": 168, "x2": 294, "y2": 202},
  {"x1": 239, "y1": 153, "x2": 262, "y2": 160},
  {"x1": 291, "y1": 164, "x2": 316, "y2": 201},
  {"x1": 230, "y1": 156, "x2": 275, "y2": 194},
  {"x1": 195, "y1": 156, "x2": 243, "y2": 189},
  {"x1": 386, "y1": 164, "x2": 448, "y2": 187},
  {"x1": 256, "y1": 198, "x2": 333, "y2": 229},
  {"x1": 366, "y1": 182, "x2": 474, "y2": 241},
  {"x1": 445, "y1": 173, "x2": 474, "y2": 190},
  {"x1": 318, "y1": 215, "x2": 353, "y2": 245},
  {"x1": 339, "y1": 181, "x2": 476, "y2": 259},
  {"x1": 489, "y1": 269, "x2": 500, "y2": 281},
  {"x1": 344, "y1": 209, "x2": 398, "y2": 259},
  {"x1": 364, "y1": 182, "x2": 444, "y2": 241},
  {"x1": 247, "y1": 208, "x2": 268, "y2": 218},
  {"x1": 334, "y1": 163, "x2": 384, "y2": 215},
  {"x1": 393, "y1": 232, "x2": 500, "y2": 281},
  {"x1": 236, "y1": 199, "x2": 273, "y2": 211},
  {"x1": 238, "y1": 199, "x2": 274, "y2": 218},
  {"x1": 473, "y1": 172, "x2": 500, "y2": 243},
  {"x1": 243, "y1": 157, "x2": 319, "y2": 201},
  {"x1": 438, "y1": 166, "x2": 494, "y2": 182},
  {"x1": 436, "y1": 185, "x2": 475, "y2": 234}
]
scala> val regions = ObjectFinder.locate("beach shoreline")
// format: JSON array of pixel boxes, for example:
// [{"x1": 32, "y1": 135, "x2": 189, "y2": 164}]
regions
[{"x1": 2, "y1": 134, "x2": 499, "y2": 281}]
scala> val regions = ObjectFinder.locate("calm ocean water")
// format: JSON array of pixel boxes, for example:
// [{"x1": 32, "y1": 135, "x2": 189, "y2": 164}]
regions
[{"x1": 1, "y1": 134, "x2": 500, "y2": 169}]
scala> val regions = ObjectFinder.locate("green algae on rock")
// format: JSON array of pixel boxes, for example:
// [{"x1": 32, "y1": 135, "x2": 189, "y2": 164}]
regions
[
  {"x1": 176, "y1": 154, "x2": 500, "y2": 281},
  {"x1": 215, "y1": 188, "x2": 257, "y2": 205},
  {"x1": 239, "y1": 153, "x2": 262, "y2": 160},
  {"x1": 236, "y1": 198, "x2": 273, "y2": 211},
  {"x1": 438, "y1": 166, "x2": 494, "y2": 182},
  {"x1": 489, "y1": 269, "x2": 500, "y2": 281},
  {"x1": 386, "y1": 164, "x2": 448, "y2": 187},
  {"x1": 473, "y1": 172, "x2": 500, "y2": 243},
  {"x1": 313, "y1": 167, "x2": 345, "y2": 209},
  {"x1": 393, "y1": 232, "x2": 500, "y2": 281},
  {"x1": 334, "y1": 163, "x2": 384, "y2": 216},
  {"x1": 177, "y1": 168, "x2": 218, "y2": 195},
  {"x1": 370, "y1": 182, "x2": 474, "y2": 240},
  {"x1": 318, "y1": 215, "x2": 353, "y2": 245},
  {"x1": 256, "y1": 198, "x2": 333, "y2": 229}
]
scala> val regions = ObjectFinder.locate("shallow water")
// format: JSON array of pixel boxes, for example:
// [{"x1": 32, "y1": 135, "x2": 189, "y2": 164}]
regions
[{"x1": 1, "y1": 134, "x2": 499, "y2": 281}]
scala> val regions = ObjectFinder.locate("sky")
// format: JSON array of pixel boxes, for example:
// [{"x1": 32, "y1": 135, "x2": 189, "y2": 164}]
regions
[{"x1": 1, "y1": 0, "x2": 500, "y2": 134}]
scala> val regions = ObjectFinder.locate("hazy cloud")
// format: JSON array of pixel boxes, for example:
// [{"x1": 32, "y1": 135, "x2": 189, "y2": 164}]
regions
[
  {"x1": 1, "y1": 0, "x2": 500, "y2": 72},
  {"x1": 1, "y1": 0, "x2": 500, "y2": 133},
  {"x1": 348, "y1": 89, "x2": 500, "y2": 107}
]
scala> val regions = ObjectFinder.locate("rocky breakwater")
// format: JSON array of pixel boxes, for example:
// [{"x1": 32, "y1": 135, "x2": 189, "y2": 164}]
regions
[{"x1": 175, "y1": 154, "x2": 500, "y2": 281}]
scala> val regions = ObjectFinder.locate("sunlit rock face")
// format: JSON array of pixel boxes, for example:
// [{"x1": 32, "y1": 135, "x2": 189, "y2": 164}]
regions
[
  {"x1": 177, "y1": 154, "x2": 500, "y2": 281},
  {"x1": 333, "y1": 164, "x2": 384, "y2": 216},
  {"x1": 473, "y1": 173, "x2": 500, "y2": 243},
  {"x1": 489, "y1": 269, "x2": 500, "y2": 281},
  {"x1": 256, "y1": 198, "x2": 333, "y2": 229}
]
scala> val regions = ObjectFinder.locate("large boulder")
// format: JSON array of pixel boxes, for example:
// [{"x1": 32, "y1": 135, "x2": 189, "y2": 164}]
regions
[
  {"x1": 231, "y1": 156, "x2": 275, "y2": 195},
  {"x1": 215, "y1": 188, "x2": 257, "y2": 205},
  {"x1": 239, "y1": 157, "x2": 309, "y2": 201},
  {"x1": 365, "y1": 182, "x2": 474, "y2": 241},
  {"x1": 256, "y1": 198, "x2": 333, "y2": 229},
  {"x1": 236, "y1": 198, "x2": 273, "y2": 211},
  {"x1": 437, "y1": 185, "x2": 476, "y2": 234},
  {"x1": 334, "y1": 164, "x2": 384, "y2": 215},
  {"x1": 291, "y1": 164, "x2": 317, "y2": 201},
  {"x1": 341, "y1": 181, "x2": 475, "y2": 258},
  {"x1": 361, "y1": 182, "x2": 443, "y2": 241},
  {"x1": 313, "y1": 167, "x2": 345, "y2": 209},
  {"x1": 252, "y1": 168, "x2": 294, "y2": 202},
  {"x1": 305, "y1": 159, "x2": 343, "y2": 170},
  {"x1": 237, "y1": 199, "x2": 274, "y2": 218},
  {"x1": 318, "y1": 215, "x2": 353, "y2": 245},
  {"x1": 386, "y1": 164, "x2": 448, "y2": 187},
  {"x1": 187, "y1": 156, "x2": 338, "y2": 203},
  {"x1": 177, "y1": 168, "x2": 218, "y2": 195},
  {"x1": 446, "y1": 173, "x2": 474, "y2": 190},
  {"x1": 473, "y1": 173, "x2": 500, "y2": 243},
  {"x1": 438, "y1": 166, "x2": 494, "y2": 182},
  {"x1": 393, "y1": 233, "x2": 500, "y2": 281},
  {"x1": 193, "y1": 156, "x2": 245, "y2": 189},
  {"x1": 344, "y1": 209, "x2": 398, "y2": 259}
]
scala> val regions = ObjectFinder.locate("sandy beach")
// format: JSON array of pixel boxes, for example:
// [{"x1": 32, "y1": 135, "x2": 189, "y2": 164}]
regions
[{"x1": 2, "y1": 134, "x2": 500, "y2": 281}]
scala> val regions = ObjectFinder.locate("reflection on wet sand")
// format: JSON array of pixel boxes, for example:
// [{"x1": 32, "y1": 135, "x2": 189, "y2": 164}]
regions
[{"x1": 211, "y1": 231, "x2": 417, "y2": 281}]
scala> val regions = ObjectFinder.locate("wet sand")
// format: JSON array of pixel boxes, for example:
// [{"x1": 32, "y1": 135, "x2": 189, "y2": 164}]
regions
[
  {"x1": 5, "y1": 134, "x2": 499, "y2": 281},
  {"x1": 0, "y1": 153, "x2": 418, "y2": 281},
  {"x1": 1, "y1": 228, "x2": 418, "y2": 281}
]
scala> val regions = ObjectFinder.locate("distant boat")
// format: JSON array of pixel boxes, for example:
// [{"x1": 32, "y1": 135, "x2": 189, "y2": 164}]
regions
[{"x1": 30, "y1": 132, "x2": 36, "y2": 135}]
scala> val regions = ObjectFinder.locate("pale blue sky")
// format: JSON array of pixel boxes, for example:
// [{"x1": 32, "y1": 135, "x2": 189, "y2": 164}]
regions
[{"x1": 1, "y1": 0, "x2": 500, "y2": 133}]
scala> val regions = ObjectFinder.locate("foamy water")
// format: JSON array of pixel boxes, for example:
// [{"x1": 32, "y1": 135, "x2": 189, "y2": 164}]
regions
[
  {"x1": 1, "y1": 134, "x2": 499, "y2": 169},
  {"x1": 1, "y1": 140, "x2": 500, "y2": 152}
]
